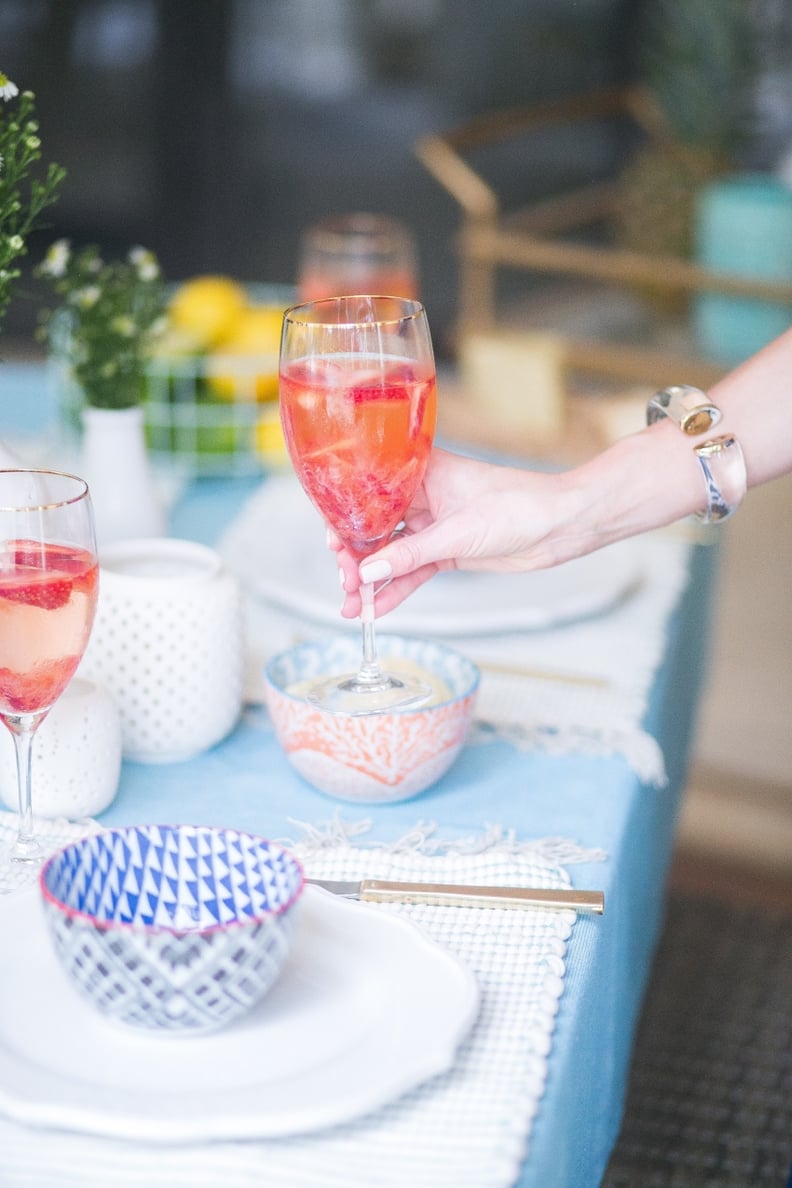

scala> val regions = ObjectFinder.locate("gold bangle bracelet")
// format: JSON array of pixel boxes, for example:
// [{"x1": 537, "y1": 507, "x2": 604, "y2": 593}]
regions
[
  {"x1": 646, "y1": 384, "x2": 722, "y2": 436},
  {"x1": 647, "y1": 385, "x2": 746, "y2": 523}
]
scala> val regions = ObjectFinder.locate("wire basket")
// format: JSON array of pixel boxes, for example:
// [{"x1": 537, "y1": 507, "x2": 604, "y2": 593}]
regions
[
  {"x1": 53, "y1": 284, "x2": 294, "y2": 478},
  {"x1": 142, "y1": 352, "x2": 280, "y2": 477}
]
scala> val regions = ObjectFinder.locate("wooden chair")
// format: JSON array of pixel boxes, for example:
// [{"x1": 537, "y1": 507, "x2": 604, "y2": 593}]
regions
[{"x1": 415, "y1": 86, "x2": 792, "y2": 391}]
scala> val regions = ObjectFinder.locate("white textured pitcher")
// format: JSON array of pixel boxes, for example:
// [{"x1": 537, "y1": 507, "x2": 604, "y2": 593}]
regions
[{"x1": 77, "y1": 538, "x2": 245, "y2": 763}]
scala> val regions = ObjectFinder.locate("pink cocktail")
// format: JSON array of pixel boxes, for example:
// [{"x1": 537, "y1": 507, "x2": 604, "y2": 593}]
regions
[
  {"x1": 297, "y1": 213, "x2": 419, "y2": 305},
  {"x1": 279, "y1": 296, "x2": 437, "y2": 714},
  {"x1": 280, "y1": 357, "x2": 436, "y2": 560},
  {"x1": 0, "y1": 471, "x2": 98, "y2": 890},
  {"x1": 0, "y1": 541, "x2": 98, "y2": 715}
]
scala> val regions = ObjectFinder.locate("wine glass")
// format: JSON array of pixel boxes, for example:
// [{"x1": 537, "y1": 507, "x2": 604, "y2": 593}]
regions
[
  {"x1": 0, "y1": 470, "x2": 98, "y2": 893},
  {"x1": 279, "y1": 295, "x2": 437, "y2": 715},
  {"x1": 297, "y1": 213, "x2": 419, "y2": 303}
]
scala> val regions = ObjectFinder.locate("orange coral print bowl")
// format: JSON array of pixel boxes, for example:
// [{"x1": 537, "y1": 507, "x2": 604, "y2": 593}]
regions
[{"x1": 264, "y1": 636, "x2": 480, "y2": 803}]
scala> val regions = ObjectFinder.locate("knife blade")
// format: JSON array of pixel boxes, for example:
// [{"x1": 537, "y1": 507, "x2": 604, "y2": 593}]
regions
[{"x1": 306, "y1": 878, "x2": 604, "y2": 914}]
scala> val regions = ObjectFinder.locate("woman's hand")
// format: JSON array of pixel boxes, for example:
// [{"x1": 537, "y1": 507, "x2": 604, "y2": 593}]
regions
[
  {"x1": 328, "y1": 325, "x2": 792, "y2": 621},
  {"x1": 331, "y1": 448, "x2": 585, "y2": 619}
]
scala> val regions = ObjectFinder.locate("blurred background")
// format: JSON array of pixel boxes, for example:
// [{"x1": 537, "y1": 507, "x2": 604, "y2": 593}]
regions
[
  {"x1": 2, "y1": 0, "x2": 792, "y2": 879},
  {"x1": 1, "y1": 0, "x2": 638, "y2": 348},
  {"x1": 1, "y1": 0, "x2": 790, "y2": 351}
]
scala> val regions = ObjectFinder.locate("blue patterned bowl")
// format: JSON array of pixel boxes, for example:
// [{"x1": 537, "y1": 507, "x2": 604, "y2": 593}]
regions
[
  {"x1": 265, "y1": 635, "x2": 479, "y2": 803},
  {"x1": 39, "y1": 824, "x2": 304, "y2": 1034}
]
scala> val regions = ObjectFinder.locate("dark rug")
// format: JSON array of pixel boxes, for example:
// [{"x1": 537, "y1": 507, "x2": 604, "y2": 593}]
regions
[{"x1": 602, "y1": 891, "x2": 792, "y2": 1187}]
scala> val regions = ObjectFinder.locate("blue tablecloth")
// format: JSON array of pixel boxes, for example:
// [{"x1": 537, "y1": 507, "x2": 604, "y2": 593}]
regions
[{"x1": 0, "y1": 368, "x2": 716, "y2": 1186}]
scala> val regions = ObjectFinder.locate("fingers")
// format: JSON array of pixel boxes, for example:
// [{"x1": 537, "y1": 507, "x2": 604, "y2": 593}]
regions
[
  {"x1": 340, "y1": 561, "x2": 445, "y2": 619},
  {"x1": 356, "y1": 522, "x2": 453, "y2": 589},
  {"x1": 335, "y1": 517, "x2": 441, "y2": 596}
]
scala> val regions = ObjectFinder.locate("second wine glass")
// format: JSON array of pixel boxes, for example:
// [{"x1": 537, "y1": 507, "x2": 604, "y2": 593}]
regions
[
  {"x1": 0, "y1": 469, "x2": 98, "y2": 893},
  {"x1": 279, "y1": 295, "x2": 437, "y2": 714},
  {"x1": 297, "y1": 213, "x2": 419, "y2": 303}
]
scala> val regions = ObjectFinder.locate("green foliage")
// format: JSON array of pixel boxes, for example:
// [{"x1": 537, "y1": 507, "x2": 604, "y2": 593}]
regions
[
  {"x1": 37, "y1": 242, "x2": 167, "y2": 410},
  {"x1": 0, "y1": 72, "x2": 66, "y2": 335},
  {"x1": 639, "y1": 0, "x2": 757, "y2": 156}
]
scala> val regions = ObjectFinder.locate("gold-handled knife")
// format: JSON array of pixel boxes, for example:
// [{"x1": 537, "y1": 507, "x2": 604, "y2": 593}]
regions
[{"x1": 307, "y1": 878, "x2": 604, "y2": 914}]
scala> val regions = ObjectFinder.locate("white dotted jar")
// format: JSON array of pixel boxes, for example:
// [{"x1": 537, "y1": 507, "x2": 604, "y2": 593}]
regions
[
  {"x1": 0, "y1": 678, "x2": 122, "y2": 818},
  {"x1": 78, "y1": 538, "x2": 245, "y2": 763}
]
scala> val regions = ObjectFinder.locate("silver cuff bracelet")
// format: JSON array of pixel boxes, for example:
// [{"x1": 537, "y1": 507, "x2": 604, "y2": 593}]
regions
[
  {"x1": 693, "y1": 434, "x2": 747, "y2": 523},
  {"x1": 647, "y1": 385, "x2": 746, "y2": 523}
]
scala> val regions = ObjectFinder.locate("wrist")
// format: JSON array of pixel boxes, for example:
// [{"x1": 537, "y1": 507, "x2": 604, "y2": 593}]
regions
[{"x1": 562, "y1": 421, "x2": 706, "y2": 547}]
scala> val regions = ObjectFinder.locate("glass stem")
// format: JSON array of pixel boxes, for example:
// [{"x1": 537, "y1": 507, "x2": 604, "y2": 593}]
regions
[
  {"x1": 5, "y1": 713, "x2": 43, "y2": 862},
  {"x1": 357, "y1": 582, "x2": 383, "y2": 686}
]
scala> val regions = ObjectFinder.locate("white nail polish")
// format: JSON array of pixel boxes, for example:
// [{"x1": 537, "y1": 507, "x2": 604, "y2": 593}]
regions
[
  {"x1": 338, "y1": 567, "x2": 346, "y2": 590},
  {"x1": 359, "y1": 559, "x2": 392, "y2": 584}
]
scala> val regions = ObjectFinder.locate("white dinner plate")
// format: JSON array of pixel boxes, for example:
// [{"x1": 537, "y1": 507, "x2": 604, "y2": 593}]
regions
[
  {"x1": 220, "y1": 475, "x2": 645, "y2": 636},
  {"x1": 0, "y1": 886, "x2": 478, "y2": 1144}
]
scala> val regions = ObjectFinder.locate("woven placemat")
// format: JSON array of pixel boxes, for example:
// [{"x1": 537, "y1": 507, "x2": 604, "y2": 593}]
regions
[
  {"x1": 0, "y1": 826, "x2": 602, "y2": 1188},
  {"x1": 603, "y1": 892, "x2": 792, "y2": 1187}
]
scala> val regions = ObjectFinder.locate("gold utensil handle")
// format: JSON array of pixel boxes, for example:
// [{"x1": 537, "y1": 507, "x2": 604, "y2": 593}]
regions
[
  {"x1": 477, "y1": 659, "x2": 610, "y2": 688},
  {"x1": 359, "y1": 879, "x2": 604, "y2": 914}
]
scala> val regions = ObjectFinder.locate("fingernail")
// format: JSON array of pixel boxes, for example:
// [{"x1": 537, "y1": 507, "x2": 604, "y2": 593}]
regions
[
  {"x1": 325, "y1": 526, "x2": 336, "y2": 548},
  {"x1": 338, "y1": 567, "x2": 346, "y2": 590},
  {"x1": 359, "y1": 559, "x2": 392, "y2": 584}
]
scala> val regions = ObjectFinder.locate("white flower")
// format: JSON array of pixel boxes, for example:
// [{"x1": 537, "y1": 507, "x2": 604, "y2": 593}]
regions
[
  {"x1": 41, "y1": 238, "x2": 70, "y2": 277},
  {"x1": 128, "y1": 246, "x2": 159, "y2": 282},
  {"x1": 72, "y1": 285, "x2": 100, "y2": 309},
  {"x1": 0, "y1": 73, "x2": 19, "y2": 102},
  {"x1": 110, "y1": 315, "x2": 135, "y2": 337},
  {"x1": 8, "y1": 234, "x2": 23, "y2": 252}
]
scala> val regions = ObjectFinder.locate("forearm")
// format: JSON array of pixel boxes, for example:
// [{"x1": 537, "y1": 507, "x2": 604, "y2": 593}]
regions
[
  {"x1": 547, "y1": 419, "x2": 705, "y2": 561},
  {"x1": 557, "y1": 331, "x2": 792, "y2": 554},
  {"x1": 342, "y1": 333, "x2": 792, "y2": 615},
  {"x1": 705, "y1": 327, "x2": 792, "y2": 488}
]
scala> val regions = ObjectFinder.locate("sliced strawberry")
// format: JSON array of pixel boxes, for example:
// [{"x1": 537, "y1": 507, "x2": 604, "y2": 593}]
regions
[
  {"x1": 0, "y1": 655, "x2": 81, "y2": 714},
  {"x1": 0, "y1": 570, "x2": 73, "y2": 610},
  {"x1": 72, "y1": 563, "x2": 99, "y2": 597},
  {"x1": 11, "y1": 541, "x2": 93, "y2": 574},
  {"x1": 350, "y1": 382, "x2": 411, "y2": 403}
]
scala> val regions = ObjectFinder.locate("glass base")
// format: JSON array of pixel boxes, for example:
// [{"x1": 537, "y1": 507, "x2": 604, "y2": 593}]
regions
[
  {"x1": 0, "y1": 838, "x2": 45, "y2": 896},
  {"x1": 307, "y1": 670, "x2": 434, "y2": 716}
]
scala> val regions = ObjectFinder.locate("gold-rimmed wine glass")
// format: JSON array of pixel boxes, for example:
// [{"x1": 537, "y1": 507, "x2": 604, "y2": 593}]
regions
[
  {"x1": 0, "y1": 470, "x2": 98, "y2": 893},
  {"x1": 279, "y1": 295, "x2": 437, "y2": 714}
]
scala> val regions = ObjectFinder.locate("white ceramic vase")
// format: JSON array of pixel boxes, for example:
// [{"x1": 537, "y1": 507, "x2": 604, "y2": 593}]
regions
[{"x1": 80, "y1": 404, "x2": 166, "y2": 548}]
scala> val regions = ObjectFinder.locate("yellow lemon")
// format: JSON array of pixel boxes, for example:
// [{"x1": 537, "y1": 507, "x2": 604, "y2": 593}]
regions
[
  {"x1": 254, "y1": 409, "x2": 291, "y2": 469},
  {"x1": 147, "y1": 324, "x2": 205, "y2": 360},
  {"x1": 206, "y1": 304, "x2": 284, "y2": 403},
  {"x1": 168, "y1": 275, "x2": 248, "y2": 350}
]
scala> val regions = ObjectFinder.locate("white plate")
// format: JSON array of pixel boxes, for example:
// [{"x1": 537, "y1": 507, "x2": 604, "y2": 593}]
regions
[
  {"x1": 0, "y1": 887, "x2": 478, "y2": 1144},
  {"x1": 220, "y1": 475, "x2": 645, "y2": 635}
]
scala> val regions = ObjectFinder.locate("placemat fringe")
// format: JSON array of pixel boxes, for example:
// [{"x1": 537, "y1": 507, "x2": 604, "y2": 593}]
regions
[{"x1": 283, "y1": 816, "x2": 607, "y2": 865}]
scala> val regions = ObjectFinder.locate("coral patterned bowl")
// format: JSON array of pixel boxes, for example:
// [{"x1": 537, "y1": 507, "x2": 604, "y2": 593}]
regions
[
  {"x1": 264, "y1": 635, "x2": 480, "y2": 804},
  {"x1": 39, "y1": 824, "x2": 304, "y2": 1035}
]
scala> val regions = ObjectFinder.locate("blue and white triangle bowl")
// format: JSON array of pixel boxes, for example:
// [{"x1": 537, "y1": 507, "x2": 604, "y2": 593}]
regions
[{"x1": 39, "y1": 824, "x2": 304, "y2": 1034}]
